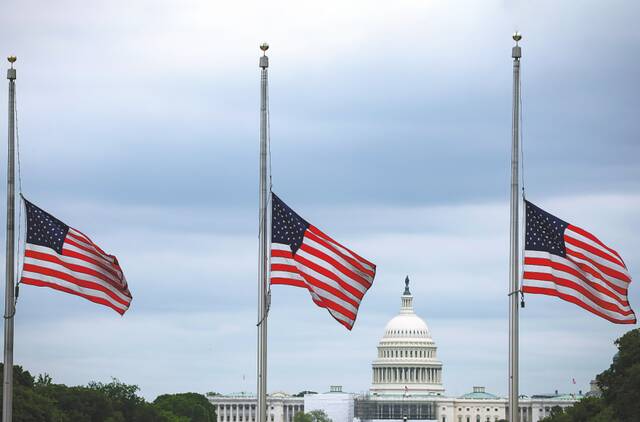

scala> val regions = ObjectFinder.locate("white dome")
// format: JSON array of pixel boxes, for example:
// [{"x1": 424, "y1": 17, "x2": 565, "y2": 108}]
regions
[
  {"x1": 370, "y1": 276, "x2": 444, "y2": 395},
  {"x1": 383, "y1": 313, "x2": 430, "y2": 339}
]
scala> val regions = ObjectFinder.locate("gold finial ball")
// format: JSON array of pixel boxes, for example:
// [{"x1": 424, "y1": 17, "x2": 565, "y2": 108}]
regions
[
  {"x1": 260, "y1": 43, "x2": 269, "y2": 52},
  {"x1": 513, "y1": 32, "x2": 522, "y2": 42},
  {"x1": 7, "y1": 56, "x2": 17, "y2": 64}
]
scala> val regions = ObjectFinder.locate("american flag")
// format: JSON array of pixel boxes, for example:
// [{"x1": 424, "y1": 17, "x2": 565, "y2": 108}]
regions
[
  {"x1": 522, "y1": 200, "x2": 635, "y2": 324},
  {"x1": 20, "y1": 198, "x2": 132, "y2": 314},
  {"x1": 270, "y1": 193, "x2": 376, "y2": 330}
]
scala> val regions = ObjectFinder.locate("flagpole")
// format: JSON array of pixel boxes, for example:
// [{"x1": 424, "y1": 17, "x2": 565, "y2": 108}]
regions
[
  {"x1": 257, "y1": 42, "x2": 270, "y2": 422},
  {"x1": 508, "y1": 33, "x2": 522, "y2": 422},
  {"x1": 3, "y1": 55, "x2": 17, "y2": 422}
]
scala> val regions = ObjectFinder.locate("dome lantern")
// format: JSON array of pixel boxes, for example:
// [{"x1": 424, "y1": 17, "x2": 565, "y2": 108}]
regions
[{"x1": 400, "y1": 276, "x2": 413, "y2": 314}]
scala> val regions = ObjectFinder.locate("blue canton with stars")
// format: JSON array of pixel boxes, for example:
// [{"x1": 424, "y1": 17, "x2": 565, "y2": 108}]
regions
[
  {"x1": 525, "y1": 200, "x2": 568, "y2": 257},
  {"x1": 272, "y1": 193, "x2": 309, "y2": 255},
  {"x1": 24, "y1": 198, "x2": 69, "y2": 254}
]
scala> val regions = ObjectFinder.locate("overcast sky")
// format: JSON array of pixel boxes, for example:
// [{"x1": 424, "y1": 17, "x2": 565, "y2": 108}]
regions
[{"x1": 0, "y1": 0, "x2": 638, "y2": 401}]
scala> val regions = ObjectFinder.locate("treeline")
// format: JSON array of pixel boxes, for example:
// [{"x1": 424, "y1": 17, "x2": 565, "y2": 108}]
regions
[
  {"x1": 0, "y1": 364, "x2": 216, "y2": 422},
  {"x1": 541, "y1": 328, "x2": 640, "y2": 422}
]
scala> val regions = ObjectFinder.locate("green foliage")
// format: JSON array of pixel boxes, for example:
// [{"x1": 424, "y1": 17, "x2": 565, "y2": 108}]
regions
[
  {"x1": 596, "y1": 328, "x2": 640, "y2": 421},
  {"x1": 293, "y1": 410, "x2": 332, "y2": 422},
  {"x1": 541, "y1": 406, "x2": 570, "y2": 422},
  {"x1": 541, "y1": 328, "x2": 640, "y2": 422},
  {"x1": 154, "y1": 392, "x2": 217, "y2": 422},
  {"x1": 0, "y1": 364, "x2": 214, "y2": 421},
  {"x1": 35, "y1": 374, "x2": 53, "y2": 388}
]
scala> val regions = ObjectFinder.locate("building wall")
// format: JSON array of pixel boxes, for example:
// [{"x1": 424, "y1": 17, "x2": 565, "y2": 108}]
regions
[
  {"x1": 525, "y1": 399, "x2": 578, "y2": 422},
  {"x1": 209, "y1": 393, "x2": 304, "y2": 422},
  {"x1": 304, "y1": 392, "x2": 355, "y2": 422},
  {"x1": 446, "y1": 400, "x2": 506, "y2": 422},
  {"x1": 208, "y1": 392, "x2": 578, "y2": 422},
  {"x1": 351, "y1": 396, "x2": 579, "y2": 422}
]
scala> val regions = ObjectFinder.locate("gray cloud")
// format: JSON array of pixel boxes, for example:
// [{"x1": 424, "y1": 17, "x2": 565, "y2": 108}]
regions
[{"x1": 0, "y1": 0, "x2": 638, "y2": 402}]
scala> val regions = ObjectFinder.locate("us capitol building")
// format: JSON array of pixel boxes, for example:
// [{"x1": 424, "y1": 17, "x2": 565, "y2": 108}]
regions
[{"x1": 209, "y1": 278, "x2": 586, "y2": 422}]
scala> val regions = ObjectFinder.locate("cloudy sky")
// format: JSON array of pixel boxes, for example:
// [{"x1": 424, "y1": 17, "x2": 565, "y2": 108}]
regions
[{"x1": 0, "y1": 0, "x2": 638, "y2": 401}]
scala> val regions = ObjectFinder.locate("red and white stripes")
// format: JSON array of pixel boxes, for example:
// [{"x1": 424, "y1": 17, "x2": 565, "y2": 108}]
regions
[
  {"x1": 271, "y1": 225, "x2": 375, "y2": 330},
  {"x1": 523, "y1": 224, "x2": 635, "y2": 324},
  {"x1": 22, "y1": 227, "x2": 132, "y2": 315}
]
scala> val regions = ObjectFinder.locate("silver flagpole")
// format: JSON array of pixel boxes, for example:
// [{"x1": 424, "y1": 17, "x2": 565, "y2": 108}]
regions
[
  {"x1": 257, "y1": 43, "x2": 270, "y2": 422},
  {"x1": 508, "y1": 33, "x2": 522, "y2": 422},
  {"x1": 3, "y1": 55, "x2": 17, "y2": 422}
]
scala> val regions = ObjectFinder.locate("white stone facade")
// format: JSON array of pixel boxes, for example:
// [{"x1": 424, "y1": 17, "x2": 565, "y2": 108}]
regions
[
  {"x1": 208, "y1": 392, "x2": 304, "y2": 422},
  {"x1": 435, "y1": 391, "x2": 583, "y2": 422}
]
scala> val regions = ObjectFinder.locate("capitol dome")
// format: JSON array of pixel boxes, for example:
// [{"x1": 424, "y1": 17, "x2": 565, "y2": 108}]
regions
[
  {"x1": 370, "y1": 277, "x2": 444, "y2": 395},
  {"x1": 383, "y1": 313, "x2": 430, "y2": 339}
]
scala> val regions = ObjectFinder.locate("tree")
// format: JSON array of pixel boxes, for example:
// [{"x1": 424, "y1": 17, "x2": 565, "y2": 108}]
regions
[
  {"x1": 294, "y1": 410, "x2": 332, "y2": 422},
  {"x1": 596, "y1": 328, "x2": 640, "y2": 421},
  {"x1": 541, "y1": 328, "x2": 640, "y2": 422},
  {"x1": 153, "y1": 392, "x2": 217, "y2": 422},
  {"x1": 0, "y1": 364, "x2": 202, "y2": 421},
  {"x1": 543, "y1": 406, "x2": 569, "y2": 422}
]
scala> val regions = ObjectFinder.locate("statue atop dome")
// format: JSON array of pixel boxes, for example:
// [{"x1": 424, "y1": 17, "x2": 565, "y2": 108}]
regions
[
  {"x1": 403, "y1": 275, "x2": 411, "y2": 295},
  {"x1": 400, "y1": 276, "x2": 414, "y2": 314}
]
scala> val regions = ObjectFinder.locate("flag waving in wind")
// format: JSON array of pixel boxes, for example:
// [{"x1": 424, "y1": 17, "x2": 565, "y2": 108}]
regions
[
  {"x1": 522, "y1": 200, "x2": 635, "y2": 324},
  {"x1": 270, "y1": 193, "x2": 376, "y2": 330},
  {"x1": 20, "y1": 198, "x2": 132, "y2": 314}
]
